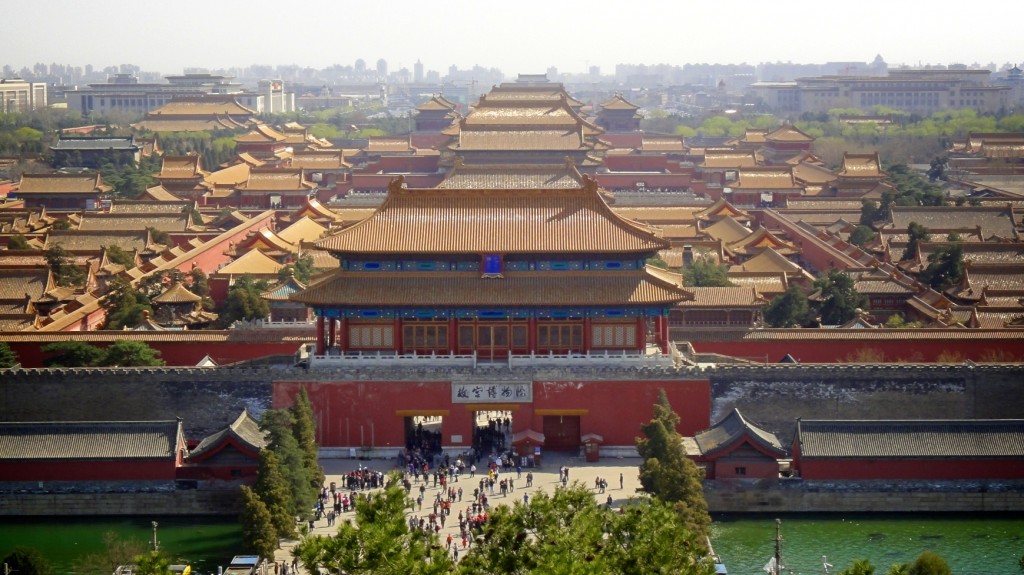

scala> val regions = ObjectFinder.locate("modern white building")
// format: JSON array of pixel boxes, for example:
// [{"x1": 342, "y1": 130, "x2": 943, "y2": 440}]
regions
[{"x1": 0, "y1": 78, "x2": 47, "y2": 113}]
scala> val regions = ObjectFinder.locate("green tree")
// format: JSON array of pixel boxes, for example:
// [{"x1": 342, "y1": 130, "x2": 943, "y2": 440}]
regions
[
  {"x1": 220, "y1": 275, "x2": 271, "y2": 326},
  {"x1": 918, "y1": 242, "x2": 964, "y2": 290},
  {"x1": 240, "y1": 485, "x2": 279, "y2": 561},
  {"x1": 683, "y1": 256, "x2": 734, "y2": 287},
  {"x1": 279, "y1": 253, "x2": 316, "y2": 285},
  {"x1": 905, "y1": 551, "x2": 951, "y2": 575},
  {"x1": 253, "y1": 450, "x2": 296, "y2": 541},
  {"x1": 147, "y1": 227, "x2": 171, "y2": 246},
  {"x1": 45, "y1": 243, "x2": 87, "y2": 287},
  {"x1": 636, "y1": 389, "x2": 710, "y2": 538},
  {"x1": 848, "y1": 225, "x2": 877, "y2": 248},
  {"x1": 860, "y1": 199, "x2": 880, "y2": 226},
  {"x1": 458, "y1": 484, "x2": 711, "y2": 575},
  {"x1": 7, "y1": 234, "x2": 30, "y2": 249},
  {"x1": 102, "y1": 277, "x2": 152, "y2": 330},
  {"x1": 188, "y1": 267, "x2": 215, "y2": 311},
  {"x1": 1, "y1": 547, "x2": 54, "y2": 575},
  {"x1": 903, "y1": 222, "x2": 930, "y2": 261},
  {"x1": 104, "y1": 245, "x2": 136, "y2": 269},
  {"x1": 839, "y1": 558, "x2": 877, "y2": 575},
  {"x1": 261, "y1": 409, "x2": 317, "y2": 519},
  {"x1": 0, "y1": 342, "x2": 19, "y2": 368},
  {"x1": 294, "y1": 473, "x2": 453, "y2": 575},
  {"x1": 132, "y1": 550, "x2": 173, "y2": 575},
  {"x1": 813, "y1": 270, "x2": 867, "y2": 325},
  {"x1": 763, "y1": 285, "x2": 810, "y2": 328},
  {"x1": 74, "y1": 531, "x2": 148, "y2": 575},
  {"x1": 100, "y1": 340, "x2": 164, "y2": 367},
  {"x1": 291, "y1": 387, "x2": 325, "y2": 490},
  {"x1": 884, "y1": 313, "x2": 922, "y2": 329},
  {"x1": 41, "y1": 340, "x2": 105, "y2": 367}
]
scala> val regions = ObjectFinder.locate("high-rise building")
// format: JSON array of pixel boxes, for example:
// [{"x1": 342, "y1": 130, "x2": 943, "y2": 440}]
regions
[
  {"x1": 414, "y1": 60, "x2": 424, "y2": 83},
  {"x1": 377, "y1": 59, "x2": 388, "y2": 80}
]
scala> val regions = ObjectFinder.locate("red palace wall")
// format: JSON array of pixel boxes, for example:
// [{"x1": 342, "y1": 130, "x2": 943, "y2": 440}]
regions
[
  {"x1": 688, "y1": 338, "x2": 1024, "y2": 363},
  {"x1": 274, "y1": 378, "x2": 710, "y2": 449},
  {"x1": 797, "y1": 458, "x2": 1024, "y2": 481}
]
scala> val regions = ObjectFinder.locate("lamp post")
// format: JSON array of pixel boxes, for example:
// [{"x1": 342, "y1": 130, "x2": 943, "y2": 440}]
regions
[{"x1": 151, "y1": 521, "x2": 159, "y2": 551}]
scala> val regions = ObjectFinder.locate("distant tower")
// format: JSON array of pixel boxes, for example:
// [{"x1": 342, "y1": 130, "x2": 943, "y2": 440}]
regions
[
  {"x1": 546, "y1": 66, "x2": 559, "y2": 80},
  {"x1": 377, "y1": 58, "x2": 388, "y2": 80},
  {"x1": 355, "y1": 59, "x2": 366, "y2": 74},
  {"x1": 414, "y1": 60, "x2": 424, "y2": 83}
]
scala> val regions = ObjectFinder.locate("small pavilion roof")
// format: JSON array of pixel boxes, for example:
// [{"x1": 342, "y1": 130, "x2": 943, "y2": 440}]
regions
[
  {"x1": 215, "y1": 249, "x2": 285, "y2": 276},
  {"x1": 702, "y1": 216, "x2": 752, "y2": 244},
  {"x1": 151, "y1": 281, "x2": 202, "y2": 304},
  {"x1": 277, "y1": 216, "x2": 327, "y2": 245},
  {"x1": 694, "y1": 409, "x2": 786, "y2": 457},
  {"x1": 188, "y1": 410, "x2": 267, "y2": 460}
]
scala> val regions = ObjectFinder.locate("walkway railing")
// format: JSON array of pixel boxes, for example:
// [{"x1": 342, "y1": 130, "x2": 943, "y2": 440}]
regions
[{"x1": 308, "y1": 347, "x2": 673, "y2": 368}]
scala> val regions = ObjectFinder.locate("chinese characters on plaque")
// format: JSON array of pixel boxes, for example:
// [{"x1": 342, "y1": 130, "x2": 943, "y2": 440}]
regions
[{"x1": 452, "y1": 382, "x2": 532, "y2": 403}]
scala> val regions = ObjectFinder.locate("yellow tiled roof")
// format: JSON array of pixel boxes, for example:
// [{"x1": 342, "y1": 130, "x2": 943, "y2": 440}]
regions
[
  {"x1": 700, "y1": 151, "x2": 757, "y2": 168},
  {"x1": 438, "y1": 163, "x2": 583, "y2": 189},
  {"x1": 680, "y1": 286, "x2": 763, "y2": 307},
  {"x1": 290, "y1": 151, "x2": 350, "y2": 170},
  {"x1": 157, "y1": 156, "x2": 208, "y2": 179},
  {"x1": 18, "y1": 173, "x2": 107, "y2": 194},
  {"x1": 240, "y1": 169, "x2": 314, "y2": 191},
  {"x1": 838, "y1": 153, "x2": 883, "y2": 178},
  {"x1": 277, "y1": 216, "x2": 327, "y2": 245},
  {"x1": 455, "y1": 129, "x2": 586, "y2": 151},
  {"x1": 215, "y1": 249, "x2": 285, "y2": 276},
  {"x1": 314, "y1": 179, "x2": 668, "y2": 255},
  {"x1": 206, "y1": 163, "x2": 252, "y2": 188},
  {"x1": 731, "y1": 168, "x2": 800, "y2": 189},
  {"x1": 291, "y1": 268, "x2": 692, "y2": 307},
  {"x1": 703, "y1": 216, "x2": 752, "y2": 244}
]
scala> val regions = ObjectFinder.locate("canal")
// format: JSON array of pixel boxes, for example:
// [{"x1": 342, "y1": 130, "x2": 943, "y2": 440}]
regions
[
  {"x1": 0, "y1": 516, "x2": 242, "y2": 575},
  {"x1": 711, "y1": 513, "x2": 1024, "y2": 575},
  {"x1": 3, "y1": 513, "x2": 1023, "y2": 574}
]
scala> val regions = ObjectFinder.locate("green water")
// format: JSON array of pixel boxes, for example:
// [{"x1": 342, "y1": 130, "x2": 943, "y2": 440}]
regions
[
  {"x1": 0, "y1": 517, "x2": 242, "y2": 575},
  {"x1": 711, "y1": 513, "x2": 1024, "y2": 575}
]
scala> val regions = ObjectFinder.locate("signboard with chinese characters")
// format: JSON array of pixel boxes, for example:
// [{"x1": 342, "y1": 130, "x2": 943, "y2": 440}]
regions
[{"x1": 452, "y1": 382, "x2": 533, "y2": 403}]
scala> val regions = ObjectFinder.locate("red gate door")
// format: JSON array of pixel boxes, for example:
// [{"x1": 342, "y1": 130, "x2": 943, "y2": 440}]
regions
[{"x1": 542, "y1": 415, "x2": 581, "y2": 451}]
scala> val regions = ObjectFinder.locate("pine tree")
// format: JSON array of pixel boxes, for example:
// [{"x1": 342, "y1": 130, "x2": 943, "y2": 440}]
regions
[
  {"x1": 291, "y1": 387, "x2": 325, "y2": 490},
  {"x1": 239, "y1": 486, "x2": 278, "y2": 561},
  {"x1": 0, "y1": 342, "x2": 19, "y2": 368},
  {"x1": 253, "y1": 450, "x2": 296, "y2": 540},
  {"x1": 261, "y1": 409, "x2": 317, "y2": 519},
  {"x1": 636, "y1": 389, "x2": 710, "y2": 538},
  {"x1": 763, "y1": 285, "x2": 810, "y2": 328}
]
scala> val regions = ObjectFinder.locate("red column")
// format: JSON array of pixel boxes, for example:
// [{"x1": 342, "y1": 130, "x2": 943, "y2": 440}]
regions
[
  {"x1": 448, "y1": 318, "x2": 457, "y2": 354},
  {"x1": 315, "y1": 316, "x2": 325, "y2": 355},
  {"x1": 339, "y1": 317, "x2": 348, "y2": 353},
  {"x1": 630, "y1": 315, "x2": 638, "y2": 351},
  {"x1": 583, "y1": 317, "x2": 592, "y2": 353},
  {"x1": 663, "y1": 313, "x2": 671, "y2": 354},
  {"x1": 528, "y1": 317, "x2": 537, "y2": 353},
  {"x1": 393, "y1": 318, "x2": 403, "y2": 353}
]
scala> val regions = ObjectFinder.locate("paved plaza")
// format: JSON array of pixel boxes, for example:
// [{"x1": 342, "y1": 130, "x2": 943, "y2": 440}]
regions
[{"x1": 272, "y1": 451, "x2": 645, "y2": 568}]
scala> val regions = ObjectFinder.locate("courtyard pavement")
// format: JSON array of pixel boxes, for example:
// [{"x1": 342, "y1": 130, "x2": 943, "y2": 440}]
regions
[{"x1": 271, "y1": 450, "x2": 645, "y2": 569}]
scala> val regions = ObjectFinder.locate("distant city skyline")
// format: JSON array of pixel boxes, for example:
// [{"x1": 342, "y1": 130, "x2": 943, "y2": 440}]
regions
[{"x1": 4, "y1": 0, "x2": 1022, "y2": 78}]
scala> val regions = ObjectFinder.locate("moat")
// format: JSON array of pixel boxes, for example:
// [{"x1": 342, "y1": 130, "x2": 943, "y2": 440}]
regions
[{"x1": 3, "y1": 513, "x2": 1023, "y2": 575}]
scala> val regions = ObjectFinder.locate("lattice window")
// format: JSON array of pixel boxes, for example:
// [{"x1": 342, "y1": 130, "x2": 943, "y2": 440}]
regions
[
  {"x1": 348, "y1": 324, "x2": 394, "y2": 348},
  {"x1": 592, "y1": 323, "x2": 636, "y2": 348}
]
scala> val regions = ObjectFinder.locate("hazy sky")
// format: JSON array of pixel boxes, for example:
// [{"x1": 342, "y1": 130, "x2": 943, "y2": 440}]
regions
[{"x1": 5, "y1": 0, "x2": 1022, "y2": 76}]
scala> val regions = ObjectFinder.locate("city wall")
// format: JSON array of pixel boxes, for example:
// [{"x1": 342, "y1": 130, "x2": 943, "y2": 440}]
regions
[
  {"x1": 2, "y1": 363, "x2": 1023, "y2": 443},
  {"x1": 0, "y1": 490, "x2": 242, "y2": 516},
  {"x1": 703, "y1": 479, "x2": 1024, "y2": 513}
]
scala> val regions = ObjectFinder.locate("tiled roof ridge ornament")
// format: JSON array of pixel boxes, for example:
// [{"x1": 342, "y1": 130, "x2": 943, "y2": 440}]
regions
[{"x1": 388, "y1": 175, "x2": 406, "y2": 194}]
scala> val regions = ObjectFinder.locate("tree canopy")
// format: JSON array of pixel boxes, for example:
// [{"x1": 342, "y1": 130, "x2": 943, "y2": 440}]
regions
[
  {"x1": 102, "y1": 340, "x2": 165, "y2": 367},
  {"x1": 45, "y1": 243, "x2": 87, "y2": 287},
  {"x1": 220, "y1": 275, "x2": 271, "y2": 326},
  {"x1": 683, "y1": 256, "x2": 734, "y2": 287},
  {"x1": 918, "y1": 242, "x2": 965, "y2": 290},
  {"x1": 458, "y1": 484, "x2": 712, "y2": 575},
  {"x1": 0, "y1": 342, "x2": 19, "y2": 368},
  {"x1": 102, "y1": 277, "x2": 152, "y2": 330},
  {"x1": 240, "y1": 485, "x2": 279, "y2": 561},
  {"x1": 903, "y1": 222, "x2": 931, "y2": 261},
  {"x1": 812, "y1": 270, "x2": 867, "y2": 326},
  {"x1": 763, "y1": 285, "x2": 810, "y2": 328},
  {"x1": 2, "y1": 547, "x2": 54, "y2": 575},
  {"x1": 42, "y1": 340, "x2": 106, "y2": 367},
  {"x1": 294, "y1": 474, "x2": 453, "y2": 575}
]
